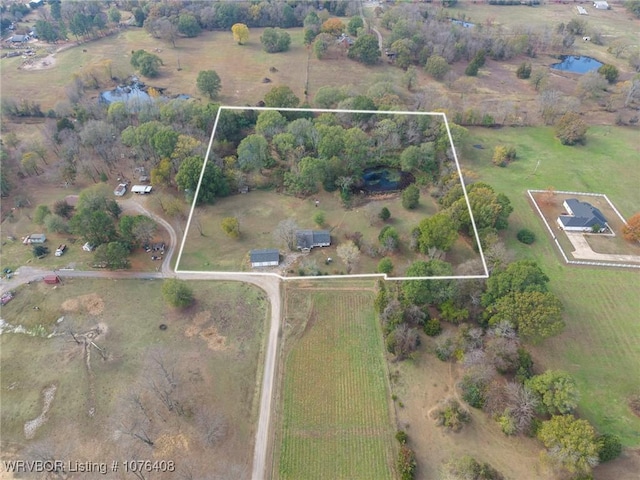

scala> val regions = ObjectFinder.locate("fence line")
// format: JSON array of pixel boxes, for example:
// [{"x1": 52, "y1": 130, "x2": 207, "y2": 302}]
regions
[{"x1": 526, "y1": 190, "x2": 640, "y2": 270}]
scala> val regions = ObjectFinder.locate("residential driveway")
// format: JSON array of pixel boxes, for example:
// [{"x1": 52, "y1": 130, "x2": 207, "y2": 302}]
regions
[{"x1": 565, "y1": 232, "x2": 640, "y2": 263}]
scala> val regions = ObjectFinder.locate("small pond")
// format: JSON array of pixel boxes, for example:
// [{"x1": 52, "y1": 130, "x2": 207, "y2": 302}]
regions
[
  {"x1": 100, "y1": 83, "x2": 153, "y2": 107},
  {"x1": 357, "y1": 167, "x2": 415, "y2": 193},
  {"x1": 550, "y1": 55, "x2": 603, "y2": 74}
]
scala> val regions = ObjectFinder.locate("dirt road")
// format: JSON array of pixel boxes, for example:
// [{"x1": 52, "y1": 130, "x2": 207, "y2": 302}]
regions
[{"x1": 0, "y1": 201, "x2": 282, "y2": 480}]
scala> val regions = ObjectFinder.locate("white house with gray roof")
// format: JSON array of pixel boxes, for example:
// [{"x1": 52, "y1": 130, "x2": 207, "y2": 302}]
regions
[{"x1": 557, "y1": 199, "x2": 608, "y2": 232}]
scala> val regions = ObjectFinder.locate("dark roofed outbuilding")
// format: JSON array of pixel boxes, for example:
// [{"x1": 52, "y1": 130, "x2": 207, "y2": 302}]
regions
[{"x1": 250, "y1": 249, "x2": 280, "y2": 268}]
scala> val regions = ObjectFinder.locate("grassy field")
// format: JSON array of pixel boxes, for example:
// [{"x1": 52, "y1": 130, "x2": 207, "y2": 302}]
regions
[
  {"x1": 0, "y1": 278, "x2": 267, "y2": 478},
  {"x1": 460, "y1": 125, "x2": 640, "y2": 446},
  {"x1": 0, "y1": 25, "x2": 405, "y2": 112},
  {"x1": 177, "y1": 186, "x2": 480, "y2": 276},
  {"x1": 273, "y1": 286, "x2": 396, "y2": 479}
]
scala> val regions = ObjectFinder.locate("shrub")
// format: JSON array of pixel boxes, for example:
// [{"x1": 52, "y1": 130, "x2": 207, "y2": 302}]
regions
[
  {"x1": 423, "y1": 318, "x2": 442, "y2": 336},
  {"x1": 435, "y1": 335, "x2": 455, "y2": 361},
  {"x1": 33, "y1": 205, "x2": 51, "y2": 225},
  {"x1": 460, "y1": 375, "x2": 487, "y2": 409},
  {"x1": 439, "y1": 299, "x2": 469, "y2": 324},
  {"x1": 397, "y1": 445, "x2": 417, "y2": 480},
  {"x1": 555, "y1": 112, "x2": 588, "y2": 146},
  {"x1": 516, "y1": 62, "x2": 532, "y2": 79},
  {"x1": 432, "y1": 398, "x2": 471, "y2": 432},
  {"x1": 598, "y1": 433, "x2": 622, "y2": 462},
  {"x1": 395, "y1": 430, "x2": 408, "y2": 444},
  {"x1": 401, "y1": 184, "x2": 420, "y2": 209},
  {"x1": 598, "y1": 64, "x2": 619, "y2": 84},
  {"x1": 377, "y1": 257, "x2": 394, "y2": 274},
  {"x1": 313, "y1": 211, "x2": 325, "y2": 227},
  {"x1": 379, "y1": 206, "x2": 391, "y2": 221},
  {"x1": 161, "y1": 279, "x2": 194, "y2": 308},
  {"x1": 517, "y1": 228, "x2": 536, "y2": 244},
  {"x1": 32, "y1": 245, "x2": 49, "y2": 257}
]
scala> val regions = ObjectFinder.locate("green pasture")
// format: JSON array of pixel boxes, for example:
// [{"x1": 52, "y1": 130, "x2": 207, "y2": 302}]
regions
[
  {"x1": 0, "y1": 279, "x2": 266, "y2": 466},
  {"x1": 274, "y1": 289, "x2": 396, "y2": 479},
  {"x1": 461, "y1": 125, "x2": 640, "y2": 446}
]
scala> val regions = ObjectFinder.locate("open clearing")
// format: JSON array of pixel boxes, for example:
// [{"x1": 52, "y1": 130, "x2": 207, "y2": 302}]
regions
[
  {"x1": 273, "y1": 285, "x2": 396, "y2": 479},
  {"x1": 460, "y1": 125, "x2": 640, "y2": 447},
  {"x1": 0, "y1": 278, "x2": 267, "y2": 479}
]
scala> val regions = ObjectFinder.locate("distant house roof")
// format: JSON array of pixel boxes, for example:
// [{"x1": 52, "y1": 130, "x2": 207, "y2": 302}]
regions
[
  {"x1": 250, "y1": 249, "x2": 280, "y2": 265},
  {"x1": 337, "y1": 33, "x2": 354, "y2": 46},
  {"x1": 9, "y1": 35, "x2": 29, "y2": 43},
  {"x1": 558, "y1": 199, "x2": 608, "y2": 228},
  {"x1": 296, "y1": 230, "x2": 331, "y2": 250}
]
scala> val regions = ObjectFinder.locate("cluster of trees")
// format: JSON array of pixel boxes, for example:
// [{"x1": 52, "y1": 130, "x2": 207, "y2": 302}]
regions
[
  {"x1": 30, "y1": 1, "x2": 114, "y2": 44},
  {"x1": 205, "y1": 107, "x2": 449, "y2": 206},
  {"x1": 34, "y1": 185, "x2": 159, "y2": 269},
  {"x1": 386, "y1": 250, "x2": 623, "y2": 478},
  {"x1": 130, "y1": 49, "x2": 163, "y2": 78}
]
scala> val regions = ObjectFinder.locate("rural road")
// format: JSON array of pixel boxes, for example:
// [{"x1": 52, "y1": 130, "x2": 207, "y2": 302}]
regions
[{"x1": 0, "y1": 198, "x2": 282, "y2": 480}]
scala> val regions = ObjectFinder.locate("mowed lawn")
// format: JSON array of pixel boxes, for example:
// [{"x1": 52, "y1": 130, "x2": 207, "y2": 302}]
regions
[
  {"x1": 461, "y1": 125, "x2": 640, "y2": 446},
  {"x1": 275, "y1": 289, "x2": 396, "y2": 479},
  {"x1": 177, "y1": 186, "x2": 480, "y2": 275}
]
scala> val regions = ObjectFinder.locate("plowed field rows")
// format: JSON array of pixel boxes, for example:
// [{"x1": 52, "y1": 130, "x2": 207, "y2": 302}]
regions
[{"x1": 276, "y1": 291, "x2": 395, "y2": 479}]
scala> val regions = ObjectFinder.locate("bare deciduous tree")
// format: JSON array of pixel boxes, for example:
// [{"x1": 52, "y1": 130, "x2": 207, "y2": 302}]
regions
[
  {"x1": 337, "y1": 240, "x2": 360, "y2": 274},
  {"x1": 273, "y1": 218, "x2": 299, "y2": 251}
]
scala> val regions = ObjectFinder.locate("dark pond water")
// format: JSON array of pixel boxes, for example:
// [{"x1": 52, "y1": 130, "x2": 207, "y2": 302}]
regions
[
  {"x1": 550, "y1": 55, "x2": 603, "y2": 74},
  {"x1": 357, "y1": 167, "x2": 414, "y2": 193}
]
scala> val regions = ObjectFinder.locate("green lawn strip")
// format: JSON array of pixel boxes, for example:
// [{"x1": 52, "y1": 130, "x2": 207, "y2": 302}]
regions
[
  {"x1": 462, "y1": 126, "x2": 640, "y2": 446},
  {"x1": 276, "y1": 291, "x2": 395, "y2": 479}
]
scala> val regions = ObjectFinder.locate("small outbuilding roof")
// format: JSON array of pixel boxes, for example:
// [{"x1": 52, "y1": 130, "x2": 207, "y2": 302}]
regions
[{"x1": 250, "y1": 249, "x2": 280, "y2": 264}]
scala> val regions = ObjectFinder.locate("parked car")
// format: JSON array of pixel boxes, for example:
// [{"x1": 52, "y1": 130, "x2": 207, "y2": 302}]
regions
[{"x1": 55, "y1": 244, "x2": 66, "y2": 256}]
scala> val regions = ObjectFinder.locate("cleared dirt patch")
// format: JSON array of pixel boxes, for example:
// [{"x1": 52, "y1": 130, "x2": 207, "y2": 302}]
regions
[{"x1": 61, "y1": 293, "x2": 105, "y2": 316}]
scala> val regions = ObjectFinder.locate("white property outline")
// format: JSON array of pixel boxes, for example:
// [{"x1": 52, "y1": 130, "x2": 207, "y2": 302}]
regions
[{"x1": 175, "y1": 106, "x2": 489, "y2": 280}]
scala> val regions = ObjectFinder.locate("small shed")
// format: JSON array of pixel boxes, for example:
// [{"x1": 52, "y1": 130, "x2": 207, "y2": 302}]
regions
[
  {"x1": 114, "y1": 183, "x2": 127, "y2": 196},
  {"x1": 593, "y1": 1, "x2": 609, "y2": 9},
  {"x1": 44, "y1": 274, "x2": 60, "y2": 285},
  {"x1": 131, "y1": 185, "x2": 153, "y2": 194},
  {"x1": 24, "y1": 234, "x2": 47, "y2": 244},
  {"x1": 250, "y1": 249, "x2": 280, "y2": 268}
]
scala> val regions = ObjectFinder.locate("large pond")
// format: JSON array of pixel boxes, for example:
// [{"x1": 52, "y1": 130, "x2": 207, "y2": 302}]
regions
[
  {"x1": 550, "y1": 55, "x2": 603, "y2": 74},
  {"x1": 356, "y1": 167, "x2": 415, "y2": 193}
]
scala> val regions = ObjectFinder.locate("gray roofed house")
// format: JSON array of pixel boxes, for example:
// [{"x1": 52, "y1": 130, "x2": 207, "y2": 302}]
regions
[
  {"x1": 250, "y1": 249, "x2": 280, "y2": 268},
  {"x1": 557, "y1": 199, "x2": 608, "y2": 232},
  {"x1": 9, "y1": 35, "x2": 29, "y2": 43},
  {"x1": 296, "y1": 230, "x2": 331, "y2": 251}
]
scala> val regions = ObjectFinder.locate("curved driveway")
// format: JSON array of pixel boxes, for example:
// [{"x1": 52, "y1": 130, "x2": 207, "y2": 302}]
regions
[{"x1": 0, "y1": 199, "x2": 281, "y2": 480}]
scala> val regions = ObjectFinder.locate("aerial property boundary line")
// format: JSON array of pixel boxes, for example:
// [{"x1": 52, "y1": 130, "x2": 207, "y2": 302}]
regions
[
  {"x1": 527, "y1": 189, "x2": 640, "y2": 270},
  {"x1": 174, "y1": 106, "x2": 490, "y2": 280}
]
